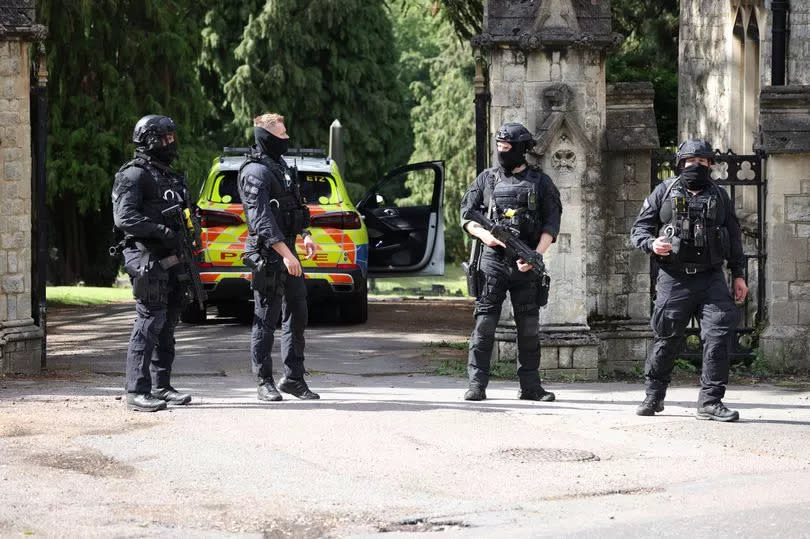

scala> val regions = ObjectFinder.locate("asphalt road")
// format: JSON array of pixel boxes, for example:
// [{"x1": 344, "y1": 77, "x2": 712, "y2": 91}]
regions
[{"x1": 2, "y1": 300, "x2": 810, "y2": 538}]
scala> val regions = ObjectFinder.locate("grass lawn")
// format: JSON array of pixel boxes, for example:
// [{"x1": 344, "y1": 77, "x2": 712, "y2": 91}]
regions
[
  {"x1": 47, "y1": 286, "x2": 133, "y2": 307},
  {"x1": 369, "y1": 263, "x2": 468, "y2": 297},
  {"x1": 46, "y1": 263, "x2": 470, "y2": 307}
]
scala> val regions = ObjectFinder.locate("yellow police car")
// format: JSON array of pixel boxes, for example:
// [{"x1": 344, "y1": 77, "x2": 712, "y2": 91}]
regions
[{"x1": 183, "y1": 148, "x2": 444, "y2": 324}]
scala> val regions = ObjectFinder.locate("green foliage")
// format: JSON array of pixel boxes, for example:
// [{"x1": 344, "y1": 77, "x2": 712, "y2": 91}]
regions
[
  {"x1": 39, "y1": 0, "x2": 215, "y2": 284},
  {"x1": 41, "y1": 0, "x2": 213, "y2": 212},
  {"x1": 426, "y1": 340, "x2": 469, "y2": 350},
  {"x1": 628, "y1": 364, "x2": 644, "y2": 379},
  {"x1": 743, "y1": 348, "x2": 770, "y2": 377},
  {"x1": 674, "y1": 358, "x2": 698, "y2": 374},
  {"x1": 607, "y1": 0, "x2": 679, "y2": 146},
  {"x1": 432, "y1": 358, "x2": 514, "y2": 379},
  {"x1": 435, "y1": 0, "x2": 483, "y2": 39},
  {"x1": 204, "y1": 0, "x2": 412, "y2": 186},
  {"x1": 368, "y1": 264, "x2": 468, "y2": 297},
  {"x1": 432, "y1": 359, "x2": 466, "y2": 377},
  {"x1": 47, "y1": 286, "x2": 133, "y2": 307},
  {"x1": 394, "y1": 2, "x2": 476, "y2": 262}
]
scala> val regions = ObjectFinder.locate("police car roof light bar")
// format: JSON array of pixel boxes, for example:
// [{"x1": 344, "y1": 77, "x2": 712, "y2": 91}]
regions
[{"x1": 286, "y1": 147, "x2": 327, "y2": 158}]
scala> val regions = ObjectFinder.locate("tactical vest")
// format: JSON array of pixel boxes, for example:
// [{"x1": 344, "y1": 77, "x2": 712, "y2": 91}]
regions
[
  {"x1": 239, "y1": 151, "x2": 310, "y2": 238},
  {"x1": 113, "y1": 155, "x2": 187, "y2": 236},
  {"x1": 484, "y1": 168, "x2": 542, "y2": 247},
  {"x1": 657, "y1": 178, "x2": 730, "y2": 267}
]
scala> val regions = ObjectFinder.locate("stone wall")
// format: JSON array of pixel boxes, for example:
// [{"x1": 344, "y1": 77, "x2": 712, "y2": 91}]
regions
[
  {"x1": 591, "y1": 83, "x2": 659, "y2": 376},
  {"x1": 679, "y1": 1, "x2": 734, "y2": 149},
  {"x1": 787, "y1": 1, "x2": 810, "y2": 84},
  {"x1": 487, "y1": 46, "x2": 606, "y2": 332},
  {"x1": 0, "y1": 38, "x2": 41, "y2": 373},
  {"x1": 484, "y1": 44, "x2": 606, "y2": 380},
  {"x1": 756, "y1": 86, "x2": 810, "y2": 370}
]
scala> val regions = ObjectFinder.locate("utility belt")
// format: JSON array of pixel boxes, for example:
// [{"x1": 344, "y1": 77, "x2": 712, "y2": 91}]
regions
[{"x1": 658, "y1": 262, "x2": 718, "y2": 276}]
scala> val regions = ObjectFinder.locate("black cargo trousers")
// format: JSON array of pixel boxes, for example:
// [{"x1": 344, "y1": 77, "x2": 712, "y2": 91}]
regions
[
  {"x1": 468, "y1": 251, "x2": 546, "y2": 390},
  {"x1": 249, "y1": 239, "x2": 308, "y2": 381},
  {"x1": 122, "y1": 245, "x2": 185, "y2": 394},
  {"x1": 646, "y1": 268, "x2": 740, "y2": 406}
]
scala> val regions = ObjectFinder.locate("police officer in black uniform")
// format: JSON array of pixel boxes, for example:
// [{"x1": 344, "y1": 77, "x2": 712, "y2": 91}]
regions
[
  {"x1": 459, "y1": 122, "x2": 562, "y2": 401},
  {"x1": 631, "y1": 139, "x2": 749, "y2": 421},
  {"x1": 238, "y1": 113, "x2": 319, "y2": 402},
  {"x1": 112, "y1": 115, "x2": 193, "y2": 412}
]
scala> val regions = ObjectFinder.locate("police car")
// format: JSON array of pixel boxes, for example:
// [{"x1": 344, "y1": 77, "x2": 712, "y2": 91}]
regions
[{"x1": 183, "y1": 148, "x2": 445, "y2": 324}]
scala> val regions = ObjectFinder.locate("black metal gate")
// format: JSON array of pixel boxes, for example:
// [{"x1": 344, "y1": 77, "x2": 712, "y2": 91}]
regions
[{"x1": 650, "y1": 149, "x2": 767, "y2": 364}]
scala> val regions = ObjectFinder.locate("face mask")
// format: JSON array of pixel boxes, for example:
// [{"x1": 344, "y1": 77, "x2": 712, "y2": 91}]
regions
[
  {"x1": 680, "y1": 164, "x2": 712, "y2": 190},
  {"x1": 255, "y1": 127, "x2": 289, "y2": 159},
  {"x1": 497, "y1": 142, "x2": 526, "y2": 173},
  {"x1": 150, "y1": 140, "x2": 178, "y2": 165}
]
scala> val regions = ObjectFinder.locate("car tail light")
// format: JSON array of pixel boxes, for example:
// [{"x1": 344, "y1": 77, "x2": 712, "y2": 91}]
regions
[
  {"x1": 309, "y1": 211, "x2": 362, "y2": 230},
  {"x1": 197, "y1": 208, "x2": 243, "y2": 228},
  {"x1": 337, "y1": 263, "x2": 359, "y2": 270},
  {"x1": 198, "y1": 262, "x2": 214, "y2": 268}
]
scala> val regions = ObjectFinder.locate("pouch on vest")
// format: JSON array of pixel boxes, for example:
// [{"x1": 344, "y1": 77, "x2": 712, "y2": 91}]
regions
[{"x1": 536, "y1": 273, "x2": 551, "y2": 307}]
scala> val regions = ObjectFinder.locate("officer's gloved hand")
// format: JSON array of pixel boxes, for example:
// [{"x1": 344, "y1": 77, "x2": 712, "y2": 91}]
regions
[{"x1": 156, "y1": 225, "x2": 177, "y2": 248}]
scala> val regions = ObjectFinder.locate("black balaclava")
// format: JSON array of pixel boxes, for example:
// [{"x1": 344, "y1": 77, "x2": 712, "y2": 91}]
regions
[
  {"x1": 150, "y1": 141, "x2": 178, "y2": 166},
  {"x1": 680, "y1": 163, "x2": 712, "y2": 191},
  {"x1": 497, "y1": 141, "x2": 527, "y2": 173},
  {"x1": 255, "y1": 127, "x2": 289, "y2": 160}
]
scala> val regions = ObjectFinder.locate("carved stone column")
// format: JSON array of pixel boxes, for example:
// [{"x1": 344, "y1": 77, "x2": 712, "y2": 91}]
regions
[
  {"x1": 472, "y1": 0, "x2": 615, "y2": 380},
  {"x1": 0, "y1": 1, "x2": 47, "y2": 373}
]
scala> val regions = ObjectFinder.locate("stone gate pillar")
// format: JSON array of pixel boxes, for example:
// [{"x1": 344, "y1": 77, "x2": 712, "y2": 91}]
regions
[
  {"x1": 472, "y1": 0, "x2": 615, "y2": 380},
  {"x1": 0, "y1": 1, "x2": 46, "y2": 374},
  {"x1": 756, "y1": 86, "x2": 810, "y2": 369}
]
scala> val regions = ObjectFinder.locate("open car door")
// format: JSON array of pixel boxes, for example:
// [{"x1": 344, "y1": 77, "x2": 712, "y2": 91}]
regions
[{"x1": 357, "y1": 161, "x2": 445, "y2": 276}]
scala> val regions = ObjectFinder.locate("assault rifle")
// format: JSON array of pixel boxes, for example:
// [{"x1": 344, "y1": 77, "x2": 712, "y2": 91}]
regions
[
  {"x1": 463, "y1": 209, "x2": 546, "y2": 280},
  {"x1": 161, "y1": 204, "x2": 207, "y2": 310}
]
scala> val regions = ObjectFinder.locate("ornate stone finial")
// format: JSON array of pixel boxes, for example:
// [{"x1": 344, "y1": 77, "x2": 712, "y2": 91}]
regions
[
  {"x1": 473, "y1": 0, "x2": 613, "y2": 51},
  {"x1": 535, "y1": 0, "x2": 581, "y2": 33},
  {"x1": 473, "y1": 52, "x2": 487, "y2": 96},
  {"x1": 35, "y1": 42, "x2": 48, "y2": 87}
]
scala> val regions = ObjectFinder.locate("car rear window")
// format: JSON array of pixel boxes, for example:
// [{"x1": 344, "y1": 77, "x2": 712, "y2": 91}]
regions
[{"x1": 209, "y1": 170, "x2": 339, "y2": 205}]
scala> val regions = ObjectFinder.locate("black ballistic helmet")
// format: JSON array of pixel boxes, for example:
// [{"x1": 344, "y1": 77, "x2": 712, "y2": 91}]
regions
[
  {"x1": 132, "y1": 114, "x2": 177, "y2": 152},
  {"x1": 676, "y1": 139, "x2": 714, "y2": 169},
  {"x1": 496, "y1": 122, "x2": 535, "y2": 149}
]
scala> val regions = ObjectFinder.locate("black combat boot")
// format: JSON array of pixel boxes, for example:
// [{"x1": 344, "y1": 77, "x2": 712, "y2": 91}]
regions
[
  {"x1": 636, "y1": 395, "x2": 665, "y2": 416},
  {"x1": 463, "y1": 385, "x2": 487, "y2": 401},
  {"x1": 258, "y1": 377, "x2": 283, "y2": 402},
  {"x1": 151, "y1": 386, "x2": 192, "y2": 405},
  {"x1": 126, "y1": 393, "x2": 168, "y2": 412},
  {"x1": 518, "y1": 386, "x2": 556, "y2": 402},
  {"x1": 278, "y1": 377, "x2": 320, "y2": 399},
  {"x1": 696, "y1": 401, "x2": 739, "y2": 422}
]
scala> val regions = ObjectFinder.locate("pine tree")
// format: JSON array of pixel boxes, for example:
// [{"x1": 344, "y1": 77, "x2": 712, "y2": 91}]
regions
[
  {"x1": 205, "y1": 0, "x2": 412, "y2": 187},
  {"x1": 39, "y1": 0, "x2": 213, "y2": 284},
  {"x1": 394, "y1": 3, "x2": 476, "y2": 262}
]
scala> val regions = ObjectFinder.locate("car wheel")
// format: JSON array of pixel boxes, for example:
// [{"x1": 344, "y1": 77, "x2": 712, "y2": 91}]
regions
[
  {"x1": 180, "y1": 302, "x2": 207, "y2": 324},
  {"x1": 341, "y1": 280, "x2": 368, "y2": 324}
]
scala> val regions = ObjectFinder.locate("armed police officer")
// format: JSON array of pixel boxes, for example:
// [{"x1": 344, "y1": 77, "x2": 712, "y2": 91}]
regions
[
  {"x1": 459, "y1": 122, "x2": 562, "y2": 402},
  {"x1": 631, "y1": 139, "x2": 749, "y2": 422},
  {"x1": 238, "y1": 113, "x2": 319, "y2": 402},
  {"x1": 112, "y1": 115, "x2": 194, "y2": 412}
]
